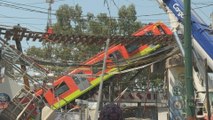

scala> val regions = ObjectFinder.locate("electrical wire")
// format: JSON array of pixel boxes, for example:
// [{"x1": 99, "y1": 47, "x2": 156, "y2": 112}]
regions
[
  {"x1": 0, "y1": 14, "x2": 169, "y2": 22},
  {"x1": 0, "y1": 14, "x2": 53, "y2": 20},
  {"x1": 0, "y1": 0, "x2": 51, "y2": 11},
  {"x1": 193, "y1": 3, "x2": 213, "y2": 9},
  {"x1": 111, "y1": 0, "x2": 119, "y2": 10},
  {"x1": 26, "y1": 0, "x2": 66, "y2": 5},
  {"x1": 192, "y1": 2, "x2": 213, "y2": 6},
  {"x1": 0, "y1": 1, "x2": 56, "y2": 15},
  {"x1": 0, "y1": 0, "x2": 211, "y2": 19},
  {"x1": 0, "y1": 13, "x2": 45, "y2": 31},
  {"x1": 0, "y1": 1, "x2": 199, "y2": 18}
]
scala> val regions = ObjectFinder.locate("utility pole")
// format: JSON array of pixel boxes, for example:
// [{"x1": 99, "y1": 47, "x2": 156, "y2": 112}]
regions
[
  {"x1": 94, "y1": 39, "x2": 110, "y2": 120},
  {"x1": 205, "y1": 59, "x2": 211, "y2": 120},
  {"x1": 46, "y1": 0, "x2": 54, "y2": 33},
  {"x1": 184, "y1": 0, "x2": 195, "y2": 119},
  {"x1": 13, "y1": 25, "x2": 30, "y2": 90}
]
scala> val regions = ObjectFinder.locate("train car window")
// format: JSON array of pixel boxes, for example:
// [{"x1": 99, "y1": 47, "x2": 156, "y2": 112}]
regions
[
  {"x1": 92, "y1": 61, "x2": 103, "y2": 74},
  {"x1": 72, "y1": 72, "x2": 87, "y2": 84},
  {"x1": 126, "y1": 41, "x2": 141, "y2": 53},
  {"x1": 72, "y1": 75, "x2": 80, "y2": 84},
  {"x1": 109, "y1": 51, "x2": 123, "y2": 61},
  {"x1": 157, "y1": 25, "x2": 165, "y2": 34},
  {"x1": 54, "y1": 82, "x2": 69, "y2": 96},
  {"x1": 72, "y1": 72, "x2": 90, "y2": 91},
  {"x1": 145, "y1": 31, "x2": 153, "y2": 35}
]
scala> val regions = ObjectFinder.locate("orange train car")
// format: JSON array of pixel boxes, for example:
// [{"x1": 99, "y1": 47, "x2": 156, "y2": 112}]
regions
[
  {"x1": 132, "y1": 21, "x2": 173, "y2": 36},
  {"x1": 35, "y1": 21, "x2": 173, "y2": 109}
]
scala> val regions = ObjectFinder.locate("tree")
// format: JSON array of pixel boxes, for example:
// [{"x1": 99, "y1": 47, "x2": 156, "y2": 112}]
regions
[
  {"x1": 26, "y1": 46, "x2": 45, "y2": 58},
  {"x1": 54, "y1": 4, "x2": 86, "y2": 35},
  {"x1": 118, "y1": 4, "x2": 142, "y2": 35},
  {"x1": 26, "y1": 4, "x2": 143, "y2": 73},
  {"x1": 86, "y1": 12, "x2": 118, "y2": 35},
  {"x1": 54, "y1": 4, "x2": 72, "y2": 34}
]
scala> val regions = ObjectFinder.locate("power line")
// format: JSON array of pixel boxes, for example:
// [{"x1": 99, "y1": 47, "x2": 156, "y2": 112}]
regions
[
  {"x1": 193, "y1": 3, "x2": 213, "y2": 9},
  {"x1": 0, "y1": 0, "x2": 210, "y2": 31},
  {"x1": 0, "y1": 15, "x2": 50, "y2": 20},
  {"x1": 0, "y1": 1, "x2": 56, "y2": 15},
  {"x1": 192, "y1": 2, "x2": 213, "y2": 5},
  {"x1": 0, "y1": 22, "x2": 45, "y2": 31},
  {"x1": 0, "y1": 0, "x2": 210, "y2": 20},
  {"x1": 0, "y1": 0, "x2": 50, "y2": 11},
  {"x1": 0, "y1": 0, "x2": 211, "y2": 18},
  {"x1": 0, "y1": 14, "x2": 169, "y2": 22},
  {"x1": 0, "y1": 22, "x2": 46, "y2": 26},
  {"x1": 192, "y1": 4, "x2": 212, "y2": 23},
  {"x1": 0, "y1": 2, "x2": 180, "y2": 17},
  {"x1": 26, "y1": 0, "x2": 66, "y2": 5}
]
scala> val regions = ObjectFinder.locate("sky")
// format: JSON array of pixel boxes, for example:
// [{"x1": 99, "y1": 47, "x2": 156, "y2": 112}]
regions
[
  {"x1": 0, "y1": 0, "x2": 212, "y2": 49},
  {"x1": 0, "y1": 0, "x2": 170, "y2": 32}
]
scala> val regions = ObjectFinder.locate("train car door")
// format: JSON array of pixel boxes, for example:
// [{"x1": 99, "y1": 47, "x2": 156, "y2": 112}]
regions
[{"x1": 72, "y1": 72, "x2": 91, "y2": 91}]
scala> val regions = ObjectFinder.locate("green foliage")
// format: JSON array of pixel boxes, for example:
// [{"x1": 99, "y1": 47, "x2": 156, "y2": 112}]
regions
[
  {"x1": 53, "y1": 4, "x2": 142, "y2": 36},
  {"x1": 26, "y1": 46, "x2": 44, "y2": 58},
  {"x1": 26, "y1": 4, "x2": 144, "y2": 73},
  {"x1": 56, "y1": 4, "x2": 71, "y2": 28},
  {"x1": 54, "y1": 4, "x2": 86, "y2": 34},
  {"x1": 118, "y1": 4, "x2": 142, "y2": 35}
]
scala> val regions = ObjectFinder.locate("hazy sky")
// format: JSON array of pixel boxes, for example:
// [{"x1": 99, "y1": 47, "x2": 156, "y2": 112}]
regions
[
  {"x1": 0, "y1": 0, "x2": 212, "y2": 31},
  {"x1": 0, "y1": 0, "x2": 212, "y2": 49}
]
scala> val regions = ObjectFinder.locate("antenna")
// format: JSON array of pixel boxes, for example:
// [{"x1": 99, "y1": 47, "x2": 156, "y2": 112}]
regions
[{"x1": 46, "y1": 0, "x2": 54, "y2": 34}]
